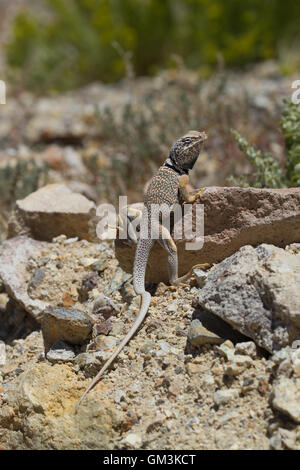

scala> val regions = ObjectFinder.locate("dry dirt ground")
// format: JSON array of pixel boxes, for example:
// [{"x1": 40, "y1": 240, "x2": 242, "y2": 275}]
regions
[{"x1": 0, "y1": 236, "x2": 275, "y2": 449}]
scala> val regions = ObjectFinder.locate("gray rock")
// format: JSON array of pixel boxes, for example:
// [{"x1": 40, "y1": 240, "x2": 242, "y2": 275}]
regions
[
  {"x1": 28, "y1": 268, "x2": 45, "y2": 292},
  {"x1": 214, "y1": 389, "x2": 239, "y2": 406},
  {"x1": 46, "y1": 341, "x2": 75, "y2": 363},
  {"x1": 141, "y1": 340, "x2": 156, "y2": 354},
  {"x1": 105, "y1": 268, "x2": 131, "y2": 295},
  {"x1": 216, "y1": 340, "x2": 235, "y2": 361},
  {"x1": 269, "y1": 347, "x2": 300, "y2": 423},
  {"x1": 0, "y1": 237, "x2": 50, "y2": 318},
  {"x1": 92, "y1": 294, "x2": 120, "y2": 319},
  {"x1": 272, "y1": 377, "x2": 300, "y2": 423},
  {"x1": 114, "y1": 389, "x2": 126, "y2": 404},
  {"x1": 93, "y1": 319, "x2": 113, "y2": 336},
  {"x1": 278, "y1": 428, "x2": 300, "y2": 450},
  {"x1": 110, "y1": 321, "x2": 125, "y2": 337},
  {"x1": 79, "y1": 271, "x2": 99, "y2": 300},
  {"x1": 188, "y1": 319, "x2": 224, "y2": 346},
  {"x1": 41, "y1": 307, "x2": 93, "y2": 353},
  {"x1": 235, "y1": 341, "x2": 258, "y2": 359},
  {"x1": 193, "y1": 268, "x2": 208, "y2": 288},
  {"x1": 194, "y1": 244, "x2": 300, "y2": 352},
  {"x1": 120, "y1": 433, "x2": 142, "y2": 449}
]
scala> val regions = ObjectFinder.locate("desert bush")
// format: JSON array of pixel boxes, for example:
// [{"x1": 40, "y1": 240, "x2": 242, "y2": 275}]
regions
[
  {"x1": 280, "y1": 100, "x2": 300, "y2": 186},
  {"x1": 0, "y1": 158, "x2": 48, "y2": 242},
  {"x1": 229, "y1": 100, "x2": 300, "y2": 188},
  {"x1": 5, "y1": 0, "x2": 300, "y2": 91}
]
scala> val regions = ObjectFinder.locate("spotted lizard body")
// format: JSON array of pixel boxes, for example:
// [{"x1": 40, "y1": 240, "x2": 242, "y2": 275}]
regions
[{"x1": 76, "y1": 130, "x2": 208, "y2": 411}]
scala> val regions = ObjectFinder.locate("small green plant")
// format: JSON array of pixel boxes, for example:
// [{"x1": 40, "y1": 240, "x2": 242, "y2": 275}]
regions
[
  {"x1": 229, "y1": 100, "x2": 300, "y2": 188},
  {"x1": 280, "y1": 100, "x2": 300, "y2": 186},
  {"x1": 0, "y1": 158, "x2": 49, "y2": 242}
]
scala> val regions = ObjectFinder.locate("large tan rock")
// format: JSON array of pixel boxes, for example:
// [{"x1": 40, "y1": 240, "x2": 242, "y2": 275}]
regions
[
  {"x1": 115, "y1": 187, "x2": 300, "y2": 283},
  {"x1": 8, "y1": 184, "x2": 96, "y2": 242}
]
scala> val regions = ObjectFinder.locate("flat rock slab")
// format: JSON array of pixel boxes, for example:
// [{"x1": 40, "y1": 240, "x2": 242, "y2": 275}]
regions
[
  {"x1": 8, "y1": 184, "x2": 96, "y2": 242},
  {"x1": 0, "y1": 236, "x2": 50, "y2": 318},
  {"x1": 115, "y1": 186, "x2": 300, "y2": 283},
  {"x1": 194, "y1": 244, "x2": 300, "y2": 352}
]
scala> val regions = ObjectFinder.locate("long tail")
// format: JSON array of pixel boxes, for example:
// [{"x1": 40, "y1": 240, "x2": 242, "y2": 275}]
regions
[{"x1": 75, "y1": 238, "x2": 153, "y2": 413}]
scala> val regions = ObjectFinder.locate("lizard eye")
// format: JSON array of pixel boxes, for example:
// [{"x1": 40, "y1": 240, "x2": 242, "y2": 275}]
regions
[{"x1": 181, "y1": 137, "x2": 192, "y2": 144}]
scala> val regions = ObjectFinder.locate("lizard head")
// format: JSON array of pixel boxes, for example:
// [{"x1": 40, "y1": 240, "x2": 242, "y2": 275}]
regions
[{"x1": 169, "y1": 130, "x2": 208, "y2": 172}]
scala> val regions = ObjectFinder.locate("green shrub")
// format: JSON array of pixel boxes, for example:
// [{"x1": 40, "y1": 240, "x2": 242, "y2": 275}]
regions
[
  {"x1": 5, "y1": 0, "x2": 300, "y2": 91},
  {"x1": 229, "y1": 100, "x2": 300, "y2": 188},
  {"x1": 281, "y1": 100, "x2": 300, "y2": 186}
]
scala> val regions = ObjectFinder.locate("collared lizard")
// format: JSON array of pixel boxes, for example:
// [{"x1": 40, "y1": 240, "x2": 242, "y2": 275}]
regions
[{"x1": 75, "y1": 130, "x2": 207, "y2": 411}]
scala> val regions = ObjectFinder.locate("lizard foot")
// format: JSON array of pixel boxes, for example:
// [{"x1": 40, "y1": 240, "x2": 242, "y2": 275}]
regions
[{"x1": 193, "y1": 187, "x2": 206, "y2": 200}]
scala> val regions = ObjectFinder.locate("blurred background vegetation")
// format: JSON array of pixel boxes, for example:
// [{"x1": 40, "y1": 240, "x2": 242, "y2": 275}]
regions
[
  {"x1": 4, "y1": 0, "x2": 300, "y2": 92},
  {"x1": 0, "y1": 0, "x2": 299, "y2": 244}
]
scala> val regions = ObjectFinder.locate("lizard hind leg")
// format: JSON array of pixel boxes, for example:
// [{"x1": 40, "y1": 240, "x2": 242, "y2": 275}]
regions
[{"x1": 157, "y1": 226, "x2": 199, "y2": 287}]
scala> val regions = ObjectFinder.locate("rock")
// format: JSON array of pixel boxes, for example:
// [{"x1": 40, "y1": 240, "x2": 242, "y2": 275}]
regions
[
  {"x1": 46, "y1": 341, "x2": 76, "y2": 363},
  {"x1": 0, "y1": 362, "x2": 121, "y2": 449},
  {"x1": 193, "y1": 268, "x2": 208, "y2": 288},
  {"x1": 79, "y1": 271, "x2": 99, "y2": 300},
  {"x1": 269, "y1": 347, "x2": 300, "y2": 437},
  {"x1": 166, "y1": 302, "x2": 177, "y2": 313},
  {"x1": 232, "y1": 355, "x2": 253, "y2": 367},
  {"x1": 92, "y1": 294, "x2": 120, "y2": 319},
  {"x1": 224, "y1": 363, "x2": 242, "y2": 377},
  {"x1": 235, "y1": 341, "x2": 258, "y2": 359},
  {"x1": 168, "y1": 376, "x2": 183, "y2": 396},
  {"x1": 278, "y1": 428, "x2": 300, "y2": 451},
  {"x1": 115, "y1": 187, "x2": 300, "y2": 283},
  {"x1": 120, "y1": 433, "x2": 142, "y2": 449},
  {"x1": 216, "y1": 340, "x2": 235, "y2": 361},
  {"x1": 110, "y1": 321, "x2": 125, "y2": 337},
  {"x1": 74, "y1": 350, "x2": 110, "y2": 376},
  {"x1": 8, "y1": 184, "x2": 97, "y2": 242},
  {"x1": 214, "y1": 389, "x2": 239, "y2": 406},
  {"x1": 0, "y1": 237, "x2": 50, "y2": 318},
  {"x1": 0, "y1": 341, "x2": 6, "y2": 367},
  {"x1": 141, "y1": 340, "x2": 156, "y2": 354},
  {"x1": 105, "y1": 268, "x2": 131, "y2": 296},
  {"x1": 188, "y1": 319, "x2": 224, "y2": 346},
  {"x1": 94, "y1": 319, "x2": 113, "y2": 336},
  {"x1": 194, "y1": 244, "x2": 300, "y2": 352},
  {"x1": 41, "y1": 307, "x2": 93, "y2": 353},
  {"x1": 271, "y1": 377, "x2": 300, "y2": 423},
  {"x1": 28, "y1": 268, "x2": 45, "y2": 291},
  {"x1": 94, "y1": 335, "x2": 117, "y2": 351},
  {"x1": 114, "y1": 389, "x2": 126, "y2": 404}
]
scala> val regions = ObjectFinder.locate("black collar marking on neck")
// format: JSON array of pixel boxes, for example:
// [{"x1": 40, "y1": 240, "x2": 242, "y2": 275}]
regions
[{"x1": 163, "y1": 158, "x2": 189, "y2": 176}]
